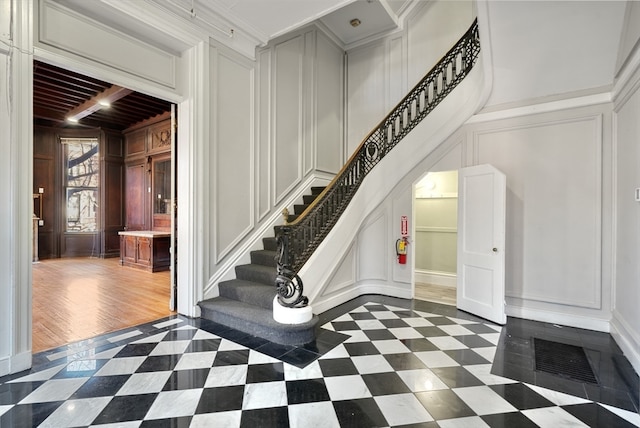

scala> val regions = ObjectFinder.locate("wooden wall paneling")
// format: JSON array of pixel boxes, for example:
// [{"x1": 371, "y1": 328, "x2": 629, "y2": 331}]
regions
[
  {"x1": 125, "y1": 159, "x2": 149, "y2": 230},
  {"x1": 101, "y1": 131, "x2": 125, "y2": 257},
  {"x1": 148, "y1": 120, "x2": 172, "y2": 154},
  {"x1": 125, "y1": 128, "x2": 146, "y2": 158},
  {"x1": 33, "y1": 127, "x2": 58, "y2": 258}
]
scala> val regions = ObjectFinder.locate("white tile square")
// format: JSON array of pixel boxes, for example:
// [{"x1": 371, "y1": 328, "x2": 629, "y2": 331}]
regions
[
  {"x1": 89, "y1": 422, "x2": 140, "y2": 428},
  {"x1": 350, "y1": 305, "x2": 369, "y2": 313},
  {"x1": 284, "y1": 360, "x2": 323, "y2": 380},
  {"x1": 332, "y1": 313, "x2": 354, "y2": 322},
  {"x1": 403, "y1": 317, "x2": 435, "y2": 327},
  {"x1": 190, "y1": 410, "x2": 242, "y2": 427},
  {"x1": 116, "y1": 371, "x2": 173, "y2": 395},
  {"x1": 0, "y1": 405, "x2": 12, "y2": 418},
  {"x1": 448, "y1": 317, "x2": 477, "y2": 325},
  {"x1": 414, "y1": 350, "x2": 460, "y2": 368},
  {"x1": 288, "y1": 401, "x2": 340, "y2": 428},
  {"x1": 39, "y1": 397, "x2": 111, "y2": 428},
  {"x1": 472, "y1": 346, "x2": 497, "y2": 362},
  {"x1": 94, "y1": 356, "x2": 146, "y2": 376},
  {"x1": 427, "y1": 336, "x2": 468, "y2": 350},
  {"x1": 218, "y1": 339, "x2": 247, "y2": 351},
  {"x1": 174, "y1": 351, "x2": 217, "y2": 370},
  {"x1": 324, "y1": 375, "x2": 371, "y2": 401},
  {"x1": 372, "y1": 339, "x2": 411, "y2": 354},
  {"x1": 453, "y1": 386, "x2": 517, "y2": 415},
  {"x1": 90, "y1": 346, "x2": 125, "y2": 360},
  {"x1": 242, "y1": 381, "x2": 287, "y2": 410},
  {"x1": 192, "y1": 330, "x2": 220, "y2": 340},
  {"x1": 522, "y1": 406, "x2": 590, "y2": 427},
  {"x1": 343, "y1": 330, "x2": 370, "y2": 343},
  {"x1": 351, "y1": 355, "x2": 394, "y2": 374},
  {"x1": 8, "y1": 365, "x2": 65, "y2": 383},
  {"x1": 319, "y1": 344, "x2": 350, "y2": 359},
  {"x1": 397, "y1": 368, "x2": 449, "y2": 392},
  {"x1": 375, "y1": 393, "x2": 434, "y2": 426},
  {"x1": 389, "y1": 327, "x2": 423, "y2": 339},
  {"x1": 355, "y1": 319, "x2": 387, "y2": 330},
  {"x1": 413, "y1": 310, "x2": 441, "y2": 318},
  {"x1": 600, "y1": 404, "x2": 640, "y2": 427},
  {"x1": 145, "y1": 389, "x2": 203, "y2": 420},
  {"x1": 204, "y1": 365, "x2": 247, "y2": 387},
  {"x1": 149, "y1": 340, "x2": 191, "y2": 356},
  {"x1": 372, "y1": 311, "x2": 400, "y2": 320},
  {"x1": 463, "y1": 364, "x2": 517, "y2": 385},
  {"x1": 437, "y1": 416, "x2": 491, "y2": 428},
  {"x1": 524, "y1": 384, "x2": 591, "y2": 406},
  {"x1": 438, "y1": 324, "x2": 475, "y2": 336},
  {"x1": 479, "y1": 333, "x2": 501, "y2": 345},
  {"x1": 132, "y1": 332, "x2": 167, "y2": 344},
  {"x1": 248, "y1": 350, "x2": 280, "y2": 364},
  {"x1": 19, "y1": 378, "x2": 89, "y2": 404}
]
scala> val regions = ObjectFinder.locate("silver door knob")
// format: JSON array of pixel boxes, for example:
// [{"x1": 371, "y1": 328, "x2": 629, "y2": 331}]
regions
[{"x1": 492, "y1": 248, "x2": 498, "y2": 252}]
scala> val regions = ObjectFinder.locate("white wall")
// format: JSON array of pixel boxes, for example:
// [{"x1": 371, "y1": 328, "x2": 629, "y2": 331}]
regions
[{"x1": 611, "y1": 2, "x2": 640, "y2": 375}]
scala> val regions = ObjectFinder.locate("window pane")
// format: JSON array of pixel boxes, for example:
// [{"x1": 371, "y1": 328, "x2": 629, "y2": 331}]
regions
[
  {"x1": 66, "y1": 141, "x2": 99, "y2": 187},
  {"x1": 66, "y1": 189, "x2": 98, "y2": 232}
]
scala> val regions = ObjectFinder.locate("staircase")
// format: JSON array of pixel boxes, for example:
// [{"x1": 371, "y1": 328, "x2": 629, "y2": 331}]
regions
[{"x1": 198, "y1": 187, "x2": 325, "y2": 345}]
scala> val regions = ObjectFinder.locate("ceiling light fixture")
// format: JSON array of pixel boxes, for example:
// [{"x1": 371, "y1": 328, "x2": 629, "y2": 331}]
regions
[
  {"x1": 97, "y1": 100, "x2": 111, "y2": 108},
  {"x1": 64, "y1": 85, "x2": 132, "y2": 124},
  {"x1": 350, "y1": 18, "x2": 361, "y2": 28}
]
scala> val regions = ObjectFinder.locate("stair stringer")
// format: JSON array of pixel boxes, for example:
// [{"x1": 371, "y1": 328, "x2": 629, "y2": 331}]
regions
[{"x1": 300, "y1": 54, "x2": 491, "y2": 313}]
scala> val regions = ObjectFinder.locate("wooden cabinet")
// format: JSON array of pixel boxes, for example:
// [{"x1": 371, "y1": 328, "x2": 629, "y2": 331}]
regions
[{"x1": 119, "y1": 231, "x2": 170, "y2": 272}]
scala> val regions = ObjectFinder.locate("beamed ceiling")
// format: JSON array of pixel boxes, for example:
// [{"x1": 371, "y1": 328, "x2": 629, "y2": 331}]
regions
[{"x1": 33, "y1": 61, "x2": 172, "y2": 131}]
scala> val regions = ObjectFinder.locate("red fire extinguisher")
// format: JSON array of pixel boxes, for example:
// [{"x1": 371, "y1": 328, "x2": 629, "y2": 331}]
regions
[{"x1": 396, "y1": 237, "x2": 409, "y2": 264}]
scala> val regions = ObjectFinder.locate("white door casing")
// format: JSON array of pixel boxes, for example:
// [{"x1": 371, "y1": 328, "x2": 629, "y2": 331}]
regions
[{"x1": 457, "y1": 164, "x2": 506, "y2": 324}]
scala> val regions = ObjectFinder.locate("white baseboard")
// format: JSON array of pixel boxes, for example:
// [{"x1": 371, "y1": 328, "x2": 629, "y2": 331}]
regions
[
  {"x1": 505, "y1": 304, "x2": 610, "y2": 332},
  {"x1": 0, "y1": 350, "x2": 32, "y2": 377},
  {"x1": 610, "y1": 311, "x2": 640, "y2": 376},
  {"x1": 415, "y1": 270, "x2": 456, "y2": 288}
]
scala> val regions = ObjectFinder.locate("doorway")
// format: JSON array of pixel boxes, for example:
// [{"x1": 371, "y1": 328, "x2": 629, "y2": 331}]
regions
[
  {"x1": 413, "y1": 170, "x2": 458, "y2": 306},
  {"x1": 32, "y1": 61, "x2": 177, "y2": 353}
]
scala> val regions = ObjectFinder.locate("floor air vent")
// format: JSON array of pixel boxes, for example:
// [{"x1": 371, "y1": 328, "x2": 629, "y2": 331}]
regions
[{"x1": 533, "y1": 338, "x2": 598, "y2": 384}]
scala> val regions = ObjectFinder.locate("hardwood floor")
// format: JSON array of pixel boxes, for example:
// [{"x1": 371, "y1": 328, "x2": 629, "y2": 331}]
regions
[
  {"x1": 414, "y1": 282, "x2": 456, "y2": 306},
  {"x1": 32, "y1": 257, "x2": 174, "y2": 353}
]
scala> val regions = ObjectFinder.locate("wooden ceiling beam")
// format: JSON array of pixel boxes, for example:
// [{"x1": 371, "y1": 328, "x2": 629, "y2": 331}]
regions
[{"x1": 66, "y1": 85, "x2": 133, "y2": 122}]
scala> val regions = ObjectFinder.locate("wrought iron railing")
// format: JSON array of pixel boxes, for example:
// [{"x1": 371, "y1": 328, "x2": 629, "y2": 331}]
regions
[{"x1": 275, "y1": 19, "x2": 480, "y2": 308}]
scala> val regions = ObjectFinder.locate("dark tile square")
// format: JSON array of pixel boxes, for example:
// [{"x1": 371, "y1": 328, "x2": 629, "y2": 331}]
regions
[
  {"x1": 314, "y1": 329, "x2": 349, "y2": 348},
  {"x1": 363, "y1": 304, "x2": 388, "y2": 312},
  {"x1": 115, "y1": 343, "x2": 159, "y2": 358},
  {"x1": 492, "y1": 361, "x2": 536, "y2": 384},
  {"x1": 70, "y1": 374, "x2": 130, "y2": 398},
  {"x1": 444, "y1": 349, "x2": 491, "y2": 365},
  {"x1": 489, "y1": 383, "x2": 555, "y2": 410},
  {"x1": 136, "y1": 355, "x2": 180, "y2": 372},
  {"x1": 162, "y1": 329, "x2": 198, "y2": 341},
  {"x1": 584, "y1": 383, "x2": 638, "y2": 413},
  {"x1": 383, "y1": 353, "x2": 428, "y2": 371},
  {"x1": 254, "y1": 342, "x2": 295, "y2": 360},
  {"x1": 431, "y1": 366, "x2": 484, "y2": 388},
  {"x1": 465, "y1": 323, "x2": 502, "y2": 334},
  {"x1": 391, "y1": 310, "x2": 418, "y2": 318},
  {"x1": 92, "y1": 393, "x2": 158, "y2": 424},
  {"x1": 534, "y1": 370, "x2": 588, "y2": 399},
  {"x1": 361, "y1": 372, "x2": 411, "y2": 396},
  {"x1": 455, "y1": 334, "x2": 496, "y2": 348},
  {"x1": 185, "y1": 339, "x2": 221, "y2": 353},
  {"x1": 331, "y1": 321, "x2": 360, "y2": 331},
  {"x1": 481, "y1": 411, "x2": 540, "y2": 428},
  {"x1": 162, "y1": 368, "x2": 210, "y2": 390},
  {"x1": 380, "y1": 318, "x2": 410, "y2": 328},
  {"x1": 53, "y1": 359, "x2": 109, "y2": 378},
  {"x1": 196, "y1": 385, "x2": 245, "y2": 413},
  {"x1": 286, "y1": 378, "x2": 330, "y2": 404},
  {"x1": 344, "y1": 342, "x2": 379, "y2": 357},
  {"x1": 246, "y1": 363, "x2": 285, "y2": 383},
  {"x1": 350, "y1": 312, "x2": 376, "y2": 320},
  {"x1": 0, "y1": 401, "x2": 62, "y2": 427},
  {"x1": 279, "y1": 347, "x2": 321, "y2": 369},
  {"x1": 333, "y1": 397, "x2": 388, "y2": 428},
  {"x1": 318, "y1": 358, "x2": 358, "y2": 377},
  {"x1": 400, "y1": 338, "x2": 439, "y2": 352},
  {"x1": 212, "y1": 350, "x2": 250, "y2": 366},
  {"x1": 425, "y1": 317, "x2": 456, "y2": 326},
  {"x1": 563, "y1": 402, "x2": 639, "y2": 428},
  {"x1": 0, "y1": 381, "x2": 44, "y2": 405},
  {"x1": 413, "y1": 326, "x2": 448, "y2": 338},
  {"x1": 235, "y1": 334, "x2": 269, "y2": 350},
  {"x1": 240, "y1": 406, "x2": 289, "y2": 428},
  {"x1": 364, "y1": 329, "x2": 397, "y2": 341},
  {"x1": 414, "y1": 389, "x2": 476, "y2": 420},
  {"x1": 140, "y1": 416, "x2": 192, "y2": 428}
]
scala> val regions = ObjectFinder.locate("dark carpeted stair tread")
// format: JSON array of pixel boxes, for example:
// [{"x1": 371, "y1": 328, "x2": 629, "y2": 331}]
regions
[
  {"x1": 294, "y1": 204, "x2": 309, "y2": 215},
  {"x1": 250, "y1": 249, "x2": 278, "y2": 267},
  {"x1": 311, "y1": 186, "x2": 325, "y2": 195},
  {"x1": 199, "y1": 297, "x2": 319, "y2": 345},
  {"x1": 262, "y1": 237, "x2": 277, "y2": 251},
  {"x1": 235, "y1": 263, "x2": 277, "y2": 285},
  {"x1": 218, "y1": 278, "x2": 276, "y2": 309},
  {"x1": 303, "y1": 194, "x2": 318, "y2": 204}
]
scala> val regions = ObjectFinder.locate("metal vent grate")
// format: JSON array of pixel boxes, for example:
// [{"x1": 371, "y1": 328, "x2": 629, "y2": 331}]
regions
[{"x1": 534, "y1": 338, "x2": 598, "y2": 384}]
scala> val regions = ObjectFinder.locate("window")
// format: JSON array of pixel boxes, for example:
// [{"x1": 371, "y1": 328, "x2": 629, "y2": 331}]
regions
[{"x1": 62, "y1": 138, "x2": 99, "y2": 232}]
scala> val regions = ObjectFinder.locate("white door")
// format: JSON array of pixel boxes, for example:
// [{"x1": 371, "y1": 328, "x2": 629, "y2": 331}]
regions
[{"x1": 457, "y1": 164, "x2": 506, "y2": 324}]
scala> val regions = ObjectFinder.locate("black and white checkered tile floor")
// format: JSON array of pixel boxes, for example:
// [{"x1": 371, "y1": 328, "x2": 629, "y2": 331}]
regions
[{"x1": 1, "y1": 296, "x2": 639, "y2": 427}]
